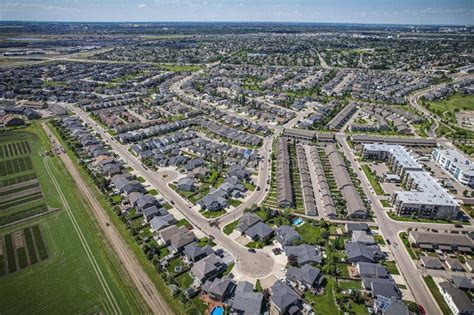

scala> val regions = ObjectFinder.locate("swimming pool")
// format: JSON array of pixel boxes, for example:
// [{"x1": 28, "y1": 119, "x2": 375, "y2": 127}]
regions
[
  {"x1": 210, "y1": 306, "x2": 224, "y2": 315},
  {"x1": 293, "y1": 218, "x2": 303, "y2": 226}
]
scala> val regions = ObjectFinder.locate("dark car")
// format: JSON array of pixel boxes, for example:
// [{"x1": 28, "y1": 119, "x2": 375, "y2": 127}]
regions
[
  {"x1": 170, "y1": 200, "x2": 175, "y2": 205},
  {"x1": 248, "y1": 248, "x2": 256, "y2": 253},
  {"x1": 386, "y1": 238, "x2": 391, "y2": 245},
  {"x1": 215, "y1": 249, "x2": 224, "y2": 257}
]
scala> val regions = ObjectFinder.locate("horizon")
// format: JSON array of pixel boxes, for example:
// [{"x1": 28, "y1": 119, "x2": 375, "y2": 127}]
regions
[
  {"x1": 1, "y1": 0, "x2": 473, "y2": 26},
  {"x1": 0, "y1": 20, "x2": 472, "y2": 27}
]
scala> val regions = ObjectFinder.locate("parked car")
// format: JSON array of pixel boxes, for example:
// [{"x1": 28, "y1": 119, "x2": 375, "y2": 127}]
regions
[{"x1": 248, "y1": 248, "x2": 256, "y2": 253}]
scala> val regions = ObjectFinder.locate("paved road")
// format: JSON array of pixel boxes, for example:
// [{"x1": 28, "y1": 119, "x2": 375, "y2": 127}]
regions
[
  {"x1": 67, "y1": 106, "x2": 276, "y2": 278},
  {"x1": 336, "y1": 132, "x2": 474, "y2": 314},
  {"x1": 42, "y1": 123, "x2": 173, "y2": 315},
  {"x1": 408, "y1": 73, "x2": 474, "y2": 138}
]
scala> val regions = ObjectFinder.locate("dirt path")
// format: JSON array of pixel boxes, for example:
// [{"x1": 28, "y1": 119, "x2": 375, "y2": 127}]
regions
[{"x1": 42, "y1": 123, "x2": 173, "y2": 315}]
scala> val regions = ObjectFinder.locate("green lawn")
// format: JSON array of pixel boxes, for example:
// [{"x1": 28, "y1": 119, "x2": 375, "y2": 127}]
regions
[
  {"x1": 51, "y1": 122, "x2": 197, "y2": 314},
  {"x1": 223, "y1": 220, "x2": 238, "y2": 235},
  {"x1": 296, "y1": 223, "x2": 321, "y2": 245},
  {"x1": 201, "y1": 210, "x2": 226, "y2": 218},
  {"x1": 388, "y1": 211, "x2": 466, "y2": 225},
  {"x1": 175, "y1": 272, "x2": 194, "y2": 289},
  {"x1": 337, "y1": 280, "x2": 362, "y2": 291},
  {"x1": 380, "y1": 199, "x2": 391, "y2": 208},
  {"x1": 361, "y1": 165, "x2": 384, "y2": 195},
  {"x1": 229, "y1": 199, "x2": 243, "y2": 207},
  {"x1": 304, "y1": 277, "x2": 339, "y2": 314},
  {"x1": 160, "y1": 64, "x2": 202, "y2": 72},
  {"x1": 383, "y1": 261, "x2": 400, "y2": 275},
  {"x1": 374, "y1": 235, "x2": 386, "y2": 245},
  {"x1": 0, "y1": 125, "x2": 149, "y2": 314},
  {"x1": 166, "y1": 257, "x2": 185, "y2": 275},
  {"x1": 246, "y1": 239, "x2": 265, "y2": 249},
  {"x1": 424, "y1": 276, "x2": 453, "y2": 315},
  {"x1": 222, "y1": 263, "x2": 235, "y2": 276},
  {"x1": 399, "y1": 232, "x2": 419, "y2": 260}
]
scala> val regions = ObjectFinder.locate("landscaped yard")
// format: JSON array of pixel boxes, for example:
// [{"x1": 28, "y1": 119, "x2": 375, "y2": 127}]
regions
[
  {"x1": 383, "y1": 261, "x2": 400, "y2": 275},
  {"x1": 374, "y1": 234, "x2": 386, "y2": 245},
  {"x1": 166, "y1": 257, "x2": 185, "y2": 275},
  {"x1": 222, "y1": 263, "x2": 235, "y2": 276},
  {"x1": 246, "y1": 239, "x2": 265, "y2": 249},
  {"x1": 304, "y1": 277, "x2": 339, "y2": 315},
  {"x1": 223, "y1": 220, "x2": 238, "y2": 235},
  {"x1": 296, "y1": 223, "x2": 321, "y2": 245},
  {"x1": 175, "y1": 272, "x2": 194, "y2": 289},
  {"x1": 201, "y1": 209, "x2": 226, "y2": 218}
]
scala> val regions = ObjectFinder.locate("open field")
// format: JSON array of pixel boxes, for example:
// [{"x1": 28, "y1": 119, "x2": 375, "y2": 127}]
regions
[{"x1": 0, "y1": 125, "x2": 148, "y2": 315}]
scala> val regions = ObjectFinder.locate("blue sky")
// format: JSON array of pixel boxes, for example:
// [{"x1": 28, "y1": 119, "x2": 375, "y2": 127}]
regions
[{"x1": 0, "y1": 0, "x2": 473, "y2": 25}]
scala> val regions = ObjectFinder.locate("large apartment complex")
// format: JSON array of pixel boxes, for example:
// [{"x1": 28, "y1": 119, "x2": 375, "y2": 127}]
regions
[
  {"x1": 432, "y1": 148, "x2": 474, "y2": 188},
  {"x1": 362, "y1": 143, "x2": 459, "y2": 220}
]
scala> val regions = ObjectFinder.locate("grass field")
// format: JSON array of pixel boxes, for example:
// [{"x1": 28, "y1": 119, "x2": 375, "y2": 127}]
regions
[
  {"x1": 0, "y1": 125, "x2": 148, "y2": 315},
  {"x1": 361, "y1": 165, "x2": 384, "y2": 195},
  {"x1": 50, "y1": 122, "x2": 195, "y2": 314}
]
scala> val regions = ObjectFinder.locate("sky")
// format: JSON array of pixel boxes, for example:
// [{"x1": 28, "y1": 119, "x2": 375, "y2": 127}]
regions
[{"x1": 0, "y1": 0, "x2": 473, "y2": 25}]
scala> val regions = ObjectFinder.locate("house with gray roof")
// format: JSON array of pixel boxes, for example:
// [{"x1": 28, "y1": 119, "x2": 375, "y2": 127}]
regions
[
  {"x1": 345, "y1": 241, "x2": 384, "y2": 263},
  {"x1": 284, "y1": 244, "x2": 322, "y2": 265},
  {"x1": 170, "y1": 231, "x2": 196, "y2": 253},
  {"x1": 237, "y1": 213, "x2": 262, "y2": 233},
  {"x1": 136, "y1": 195, "x2": 159, "y2": 212},
  {"x1": 439, "y1": 281, "x2": 474, "y2": 315},
  {"x1": 276, "y1": 225, "x2": 301, "y2": 246},
  {"x1": 374, "y1": 296, "x2": 409, "y2": 315},
  {"x1": 230, "y1": 281, "x2": 263, "y2": 315},
  {"x1": 357, "y1": 262, "x2": 389, "y2": 279},
  {"x1": 190, "y1": 254, "x2": 225, "y2": 284},
  {"x1": 420, "y1": 256, "x2": 444, "y2": 270},
  {"x1": 202, "y1": 277, "x2": 236, "y2": 302},
  {"x1": 177, "y1": 177, "x2": 196, "y2": 192},
  {"x1": 142, "y1": 206, "x2": 161, "y2": 222},
  {"x1": 150, "y1": 214, "x2": 177, "y2": 232},
  {"x1": 183, "y1": 242, "x2": 213, "y2": 263},
  {"x1": 270, "y1": 280, "x2": 302, "y2": 315},
  {"x1": 286, "y1": 264, "x2": 324, "y2": 292},
  {"x1": 363, "y1": 277, "x2": 400, "y2": 300},
  {"x1": 352, "y1": 231, "x2": 376, "y2": 245},
  {"x1": 452, "y1": 275, "x2": 474, "y2": 291},
  {"x1": 244, "y1": 221, "x2": 274, "y2": 241}
]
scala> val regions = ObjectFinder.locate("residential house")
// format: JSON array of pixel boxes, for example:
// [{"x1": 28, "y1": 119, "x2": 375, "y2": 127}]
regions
[
  {"x1": 202, "y1": 277, "x2": 236, "y2": 302},
  {"x1": 276, "y1": 225, "x2": 301, "y2": 246}
]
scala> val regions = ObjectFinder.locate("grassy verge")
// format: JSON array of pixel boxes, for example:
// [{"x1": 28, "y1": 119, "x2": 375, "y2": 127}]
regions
[
  {"x1": 361, "y1": 165, "x2": 384, "y2": 195},
  {"x1": 399, "y1": 232, "x2": 419, "y2": 260},
  {"x1": 423, "y1": 276, "x2": 452, "y2": 315}
]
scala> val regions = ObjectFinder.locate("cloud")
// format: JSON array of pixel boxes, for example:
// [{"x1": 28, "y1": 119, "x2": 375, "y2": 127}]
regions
[{"x1": 137, "y1": 4, "x2": 147, "y2": 9}]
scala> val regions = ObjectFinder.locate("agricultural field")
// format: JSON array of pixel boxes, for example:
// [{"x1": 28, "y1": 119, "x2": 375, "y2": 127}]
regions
[
  {"x1": 0, "y1": 137, "x2": 54, "y2": 227},
  {"x1": 0, "y1": 125, "x2": 148, "y2": 315},
  {"x1": 0, "y1": 225, "x2": 48, "y2": 276}
]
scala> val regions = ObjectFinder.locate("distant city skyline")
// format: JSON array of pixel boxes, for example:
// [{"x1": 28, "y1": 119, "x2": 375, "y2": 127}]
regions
[{"x1": 0, "y1": 0, "x2": 473, "y2": 25}]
